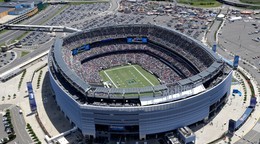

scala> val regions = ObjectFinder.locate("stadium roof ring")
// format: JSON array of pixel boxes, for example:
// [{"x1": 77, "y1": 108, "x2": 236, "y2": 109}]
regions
[
  {"x1": 48, "y1": 24, "x2": 233, "y2": 140},
  {"x1": 49, "y1": 24, "x2": 227, "y2": 102}
]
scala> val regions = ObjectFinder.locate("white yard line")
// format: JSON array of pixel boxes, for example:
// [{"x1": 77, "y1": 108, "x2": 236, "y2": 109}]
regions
[
  {"x1": 132, "y1": 65, "x2": 154, "y2": 86},
  {"x1": 106, "y1": 65, "x2": 133, "y2": 72},
  {"x1": 104, "y1": 71, "x2": 118, "y2": 88}
]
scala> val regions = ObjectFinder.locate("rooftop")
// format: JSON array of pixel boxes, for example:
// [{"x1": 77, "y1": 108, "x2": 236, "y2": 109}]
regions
[
  {"x1": 0, "y1": 7, "x2": 12, "y2": 13},
  {"x1": 0, "y1": 14, "x2": 18, "y2": 24},
  {"x1": 0, "y1": 2, "x2": 19, "y2": 7},
  {"x1": 10, "y1": 0, "x2": 42, "y2": 5}
]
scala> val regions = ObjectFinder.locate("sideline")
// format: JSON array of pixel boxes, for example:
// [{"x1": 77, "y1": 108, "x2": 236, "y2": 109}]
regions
[
  {"x1": 104, "y1": 71, "x2": 118, "y2": 88},
  {"x1": 132, "y1": 65, "x2": 154, "y2": 86}
]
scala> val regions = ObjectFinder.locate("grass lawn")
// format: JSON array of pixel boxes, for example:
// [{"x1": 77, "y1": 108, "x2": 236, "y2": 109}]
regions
[
  {"x1": 0, "y1": 30, "x2": 7, "y2": 35},
  {"x1": 21, "y1": 51, "x2": 30, "y2": 57},
  {"x1": 100, "y1": 64, "x2": 160, "y2": 89},
  {"x1": 240, "y1": 0, "x2": 260, "y2": 4},
  {"x1": 178, "y1": 0, "x2": 222, "y2": 7}
]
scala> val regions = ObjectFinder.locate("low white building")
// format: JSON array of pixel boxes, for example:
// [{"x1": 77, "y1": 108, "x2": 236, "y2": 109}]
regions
[
  {"x1": 217, "y1": 13, "x2": 225, "y2": 20},
  {"x1": 229, "y1": 16, "x2": 242, "y2": 22}
]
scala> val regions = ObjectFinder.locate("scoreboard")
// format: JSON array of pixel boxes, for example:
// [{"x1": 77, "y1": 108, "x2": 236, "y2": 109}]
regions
[
  {"x1": 72, "y1": 44, "x2": 90, "y2": 56},
  {"x1": 127, "y1": 37, "x2": 148, "y2": 43},
  {"x1": 71, "y1": 37, "x2": 149, "y2": 56},
  {"x1": 233, "y1": 55, "x2": 239, "y2": 68}
]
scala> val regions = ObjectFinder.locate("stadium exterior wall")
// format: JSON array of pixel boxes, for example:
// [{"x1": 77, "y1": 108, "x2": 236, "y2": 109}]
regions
[{"x1": 49, "y1": 67, "x2": 232, "y2": 139}]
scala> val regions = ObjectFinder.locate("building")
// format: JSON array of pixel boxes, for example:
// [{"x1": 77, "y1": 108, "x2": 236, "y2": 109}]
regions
[
  {"x1": 0, "y1": 7, "x2": 14, "y2": 18},
  {"x1": 48, "y1": 24, "x2": 232, "y2": 142},
  {"x1": 217, "y1": 13, "x2": 225, "y2": 20},
  {"x1": 0, "y1": 1, "x2": 34, "y2": 15}
]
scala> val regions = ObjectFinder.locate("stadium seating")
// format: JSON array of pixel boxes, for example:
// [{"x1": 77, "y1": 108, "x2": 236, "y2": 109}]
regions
[{"x1": 61, "y1": 25, "x2": 216, "y2": 90}]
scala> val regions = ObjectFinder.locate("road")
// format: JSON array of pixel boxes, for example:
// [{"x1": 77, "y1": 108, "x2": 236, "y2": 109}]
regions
[
  {"x1": 0, "y1": 39, "x2": 53, "y2": 74},
  {"x1": 206, "y1": 5, "x2": 260, "y2": 85},
  {"x1": 0, "y1": 104, "x2": 32, "y2": 143},
  {"x1": 206, "y1": 4, "x2": 260, "y2": 144},
  {"x1": 219, "y1": 0, "x2": 260, "y2": 7},
  {"x1": 0, "y1": 0, "x2": 120, "y2": 75},
  {"x1": 0, "y1": 0, "x2": 119, "y2": 44},
  {"x1": 0, "y1": 5, "x2": 64, "y2": 45},
  {"x1": 11, "y1": 106, "x2": 32, "y2": 144},
  {"x1": 205, "y1": 5, "x2": 235, "y2": 61},
  {"x1": 0, "y1": 5, "x2": 65, "y2": 74}
]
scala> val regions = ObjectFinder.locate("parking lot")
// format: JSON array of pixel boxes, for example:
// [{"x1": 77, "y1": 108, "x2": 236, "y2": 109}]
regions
[
  {"x1": 0, "y1": 51, "x2": 15, "y2": 69},
  {"x1": 20, "y1": 3, "x2": 110, "y2": 47},
  {"x1": 218, "y1": 11, "x2": 260, "y2": 70},
  {"x1": 0, "y1": 113, "x2": 8, "y2": 142},
  {"x1": 19, "y1": 1, "x2": 219, "y2": 48},
  {"x1": 117, "y1": 1, "x2": 218, "y2": 40},
  {"x1": 0, "y1": 104, "x2": 14, "y2": 143},
  {"x1": 0, "y1": 104, "x2": 32, "y2": 144}
]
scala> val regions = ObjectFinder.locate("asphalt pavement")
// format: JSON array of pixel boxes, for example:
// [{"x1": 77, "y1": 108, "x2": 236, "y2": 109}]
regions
[
  {"x1": 0, "y1": 0, "x2": 120, "y2": 75},
  {"x1": 11, "y1": 105, "x2": 33, "y2": 144},
  {"x1": 0, "y1": 39, "x2": 53, "y2": 75},
  {"x1": 0, "y1": 5, "x2": 64, "y2": 45},
  {"x1": 0, "y1": 5, "x2": 67, "y2": 75},
  {"x1": 2, "y1": 0, "x2": 258, "y2": 143},
  {"x1": 205, "y1": 4, "x2": 260, "y2": 144},
  {"x1": 0, "y1": 104, "x2": 32, "y2": 143}
]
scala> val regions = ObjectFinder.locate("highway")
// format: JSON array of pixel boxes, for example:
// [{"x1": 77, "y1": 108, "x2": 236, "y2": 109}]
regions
[
  {"x1": 219, "y1": 0, "x2": 260, "y2": 7},
  {"x1": 0, "y1": 0, "x2": 259, "y2": 143},
  {"x1": 0, "y1": 5, "x2": 65, "y2": 74},
  {"x1": 0, "y1": 0, "x2": 119, "y2": 44},
  {"x1": 0, "y1": 0, "x2": 120, "y2": 75},
  {"x1": 0, "y1": 5, "x2": 65, "y2": 45},
  {"x1": 0, "y1": 39, "x2": 53, "y2": 74}
]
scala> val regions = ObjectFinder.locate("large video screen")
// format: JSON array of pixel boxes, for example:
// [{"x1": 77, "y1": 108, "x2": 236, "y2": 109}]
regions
[
  {"x1": 233, "y1": 55, "x2": 239, "y2": 68},
  {"x1": 71, "y1": 44, "x2": 90, "y2": 56},
  {"x1": 127, "y1": 37, "x2": 148, "y2": 43}
]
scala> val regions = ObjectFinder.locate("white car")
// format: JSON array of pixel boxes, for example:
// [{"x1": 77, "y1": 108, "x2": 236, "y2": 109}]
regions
[
  {"x1": 2, "y1": 117, "x2": 7, "y2": 121},
  {"x1": 0, "y1": 137, "x2": 9, "y2": 144}
]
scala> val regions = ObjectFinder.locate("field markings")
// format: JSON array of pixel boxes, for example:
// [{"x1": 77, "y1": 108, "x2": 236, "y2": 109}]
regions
[
  {"x1": 106, "y1": 65, "x2": 133, "y2": 72},
  {"x1": 132, "y1": 65, "x2": 155, "y2": 86},
  {"x1": 104, "y1": 71, "x2": 118, "y2": 88}
]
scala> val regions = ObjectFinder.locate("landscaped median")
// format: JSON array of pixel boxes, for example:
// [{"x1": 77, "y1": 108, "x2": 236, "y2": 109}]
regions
[
  {"x1": 37, "y1": 70, "x2": 43, "y2": 89},
  {"x1": 240, "y1": 0, "x2": 260, "y2": 5},
  {"x1": 18, "y1": 70, "x2": 27, "y2": 90},
  {"x1": 177, "y1": 0, "x2": 222, "y2": 7},
  {"x1": 237, "y1": 69, "x2": 255, "y2": 98},
  {"x1": 26, "y1": 123, "x2": 41, "y2": 144}
]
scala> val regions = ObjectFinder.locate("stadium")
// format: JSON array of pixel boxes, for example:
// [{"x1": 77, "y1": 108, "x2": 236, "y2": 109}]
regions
[{"x1": 48, "y1": 24, "x2": 232, "y2": 142}]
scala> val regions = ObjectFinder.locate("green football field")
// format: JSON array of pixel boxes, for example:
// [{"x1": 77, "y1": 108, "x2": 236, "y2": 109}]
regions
[{"x1": 99, "y1": 64, "x2": 160, "y2": 89}]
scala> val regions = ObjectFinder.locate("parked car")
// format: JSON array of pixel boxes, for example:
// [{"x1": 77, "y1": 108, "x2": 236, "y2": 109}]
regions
[
  {"x1": 2, "y1": 117, "x2": 7, "y2": 121},
  {"x1": 5, "y1": 128, "x2": 12, "y2": 134},
  {"x1": 0, "y1": 137, "x2": 9, "y2": 144},
  {"x1": 3, "y1": 120, "x2": 8, "y2": 125},
  {"x1": 4, "y1": 123, "x2": 10, "y2": 127}
]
